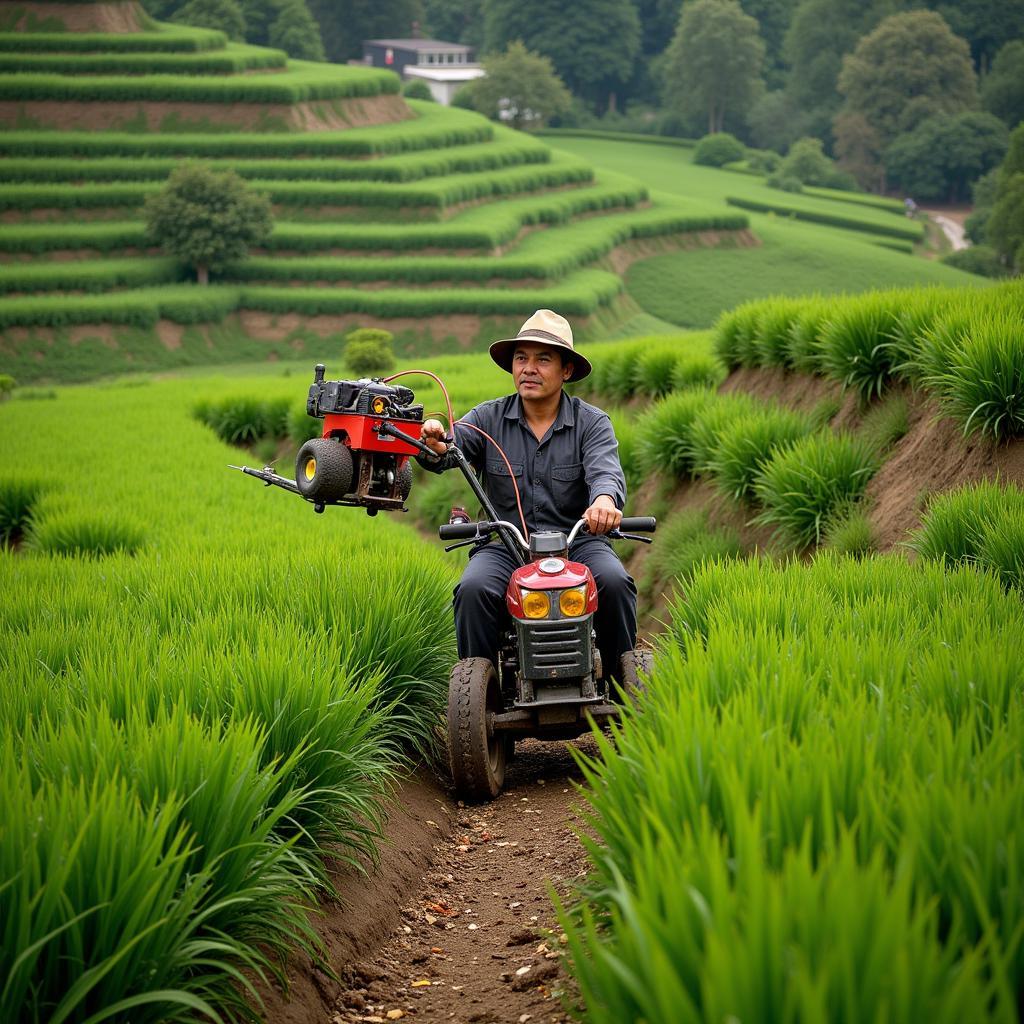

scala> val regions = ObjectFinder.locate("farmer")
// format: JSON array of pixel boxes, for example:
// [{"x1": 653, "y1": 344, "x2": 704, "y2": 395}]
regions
[{"x1": 418, "y1": 308, "x2": 636, "y2": 680}]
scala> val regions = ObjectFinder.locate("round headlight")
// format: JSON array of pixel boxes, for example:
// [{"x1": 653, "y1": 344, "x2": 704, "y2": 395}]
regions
[
  {"x1": 559, "y1": 588, "x2": 587, "y2": 618},
  {"x1": 539, "y1": 558, "x2": 566, "y2": 574},
  {"x1": 521, "y1": 590, "x2": 551, "y2": 619}
]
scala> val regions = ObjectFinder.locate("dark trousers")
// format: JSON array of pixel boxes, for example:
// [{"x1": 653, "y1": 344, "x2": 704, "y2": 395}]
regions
[{"x1": 453, "y1": 537, "x2": 637, "y2": 678}]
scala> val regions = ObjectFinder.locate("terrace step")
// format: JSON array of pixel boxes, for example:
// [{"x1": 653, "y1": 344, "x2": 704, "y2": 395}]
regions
[{"x1": 0, "y1": 43, "x2": 289, "y2": 75}]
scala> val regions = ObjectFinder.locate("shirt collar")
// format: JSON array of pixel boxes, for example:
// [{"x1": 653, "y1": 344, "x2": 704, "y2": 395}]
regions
[{"x1": 504, "y1": 391, "x2": 575, "y2": 430}]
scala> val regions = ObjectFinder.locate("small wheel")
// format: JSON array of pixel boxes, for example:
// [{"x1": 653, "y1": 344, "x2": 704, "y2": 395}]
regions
[
  {"x1": 618, "y1": 648, "x2": 653, "y2": 700},
  {"x1": 396, "y1": 459, "x2": 413, "y2": 500},
  {"x1": 295, "y1": 438, "x2": 352, "y2": 503},
  {"x1": 448, "y1": 657, "x2": 506, "y2": 800}
]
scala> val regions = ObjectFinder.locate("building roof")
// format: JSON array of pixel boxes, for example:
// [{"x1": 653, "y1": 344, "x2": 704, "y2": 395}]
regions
[
  {"x1": 403, "y1": 66, "x2": 485, "y2": 82},
  {"x1": 364, "y1": 39, "x2": 473, "y2": 53}
]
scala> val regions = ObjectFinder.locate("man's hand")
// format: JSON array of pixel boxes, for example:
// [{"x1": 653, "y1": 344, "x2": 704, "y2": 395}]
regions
[
  {"x1": 420, "y1": 418, "x2": 449, "y2": 457},
  {"x1": 583, "y1": 494, "x2": 622, "y2": 535}
]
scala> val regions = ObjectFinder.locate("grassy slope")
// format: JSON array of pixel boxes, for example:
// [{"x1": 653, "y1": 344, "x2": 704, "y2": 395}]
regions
[{"x1": 546, "y1": 137, "x2": 981, "y2": 328}]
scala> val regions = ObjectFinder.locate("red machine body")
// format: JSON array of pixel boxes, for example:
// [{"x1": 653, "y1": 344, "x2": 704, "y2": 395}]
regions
[
  {"x1": 322, "y1": 413, "x2": 422, "y2": 458},
  {"x1": 505, "y1": 557, "x2": 598, "y2": 619}
]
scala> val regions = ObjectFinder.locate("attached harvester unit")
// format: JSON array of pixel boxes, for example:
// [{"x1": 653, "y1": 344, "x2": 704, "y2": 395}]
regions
[{"x1": 231, "y1": 364, "x2": 429, "y2": 515}]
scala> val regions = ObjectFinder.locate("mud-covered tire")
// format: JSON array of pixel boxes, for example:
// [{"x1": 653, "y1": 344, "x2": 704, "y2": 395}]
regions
[
  {"x1": 396, "y1": 459, "x2": 413, "y2": 500},
  {"x1": 619, "y1": 648, "x2": 653, "y2": 700},
  {"x1": 448, "y1": 657, "x2": 506, "y2": 801},
  {"x1": 295, "y1": 438, "x2": 352, "y2": 503}
]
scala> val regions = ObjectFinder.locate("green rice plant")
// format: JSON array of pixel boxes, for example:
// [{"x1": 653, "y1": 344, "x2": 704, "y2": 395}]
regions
[
  {"x1": 605, "y1": 408, "x2": 642, "y2": 495},
  {"x1": 751, "y1": 295, "x2": 808, "y2": 368},
  {"x1": 193, "y1": 394, "x2": 291, "y2": 445},
  {"x1": 0, "y1": 474, "x2": 47, "y2": 543},
  {"x1": 818, "y1": 291, "x2": 906, "y2": 399},
  {"x1": 712, "y1": 301, "x2": 760, "y2": 368},
  {"x1": 822, "y1": 502, "x2": 877, "y2": 557},
  {"x1": 977, "y1": 506, "x2": 1024, "y2": 591},
  {"x1": 641, "y1": 508, "x2": 742, "y2": 595},
  {"x1": 683, "y1": 392, "x2": 760, "y2": 476},
  {"x1": 287, "y1": 402, "x2": 320, "y2": 445},
  {"x1": 632, "y1": 345, "x2": 678, "y2": 397},
  {"x1": 0, "y1": 26, "x2": 227, "y2": 52},
  {"x1": 670, "y1": 351, "x2": 725, "y2": 391},
  {"x1": 706, "y1": 405, "x2": 813, "y2": 501},
  {"x1": 910, "y1": 480, "x2": 1024, "y2": 566},
  {"x1": 726, "y1": 195, "x2": 925, "y2": 241},
  {"x1": 633, "y1": 388, "x2": 717, "y2": 478},
  {"x1": 785, "y1": 297, "x2": 831, "y2": 373},
  {"x1": 857, "y1": 392, "x2": 910, "y2": 454},
  {"x1": 753, "y1": 431, "x2": 878, "y2": 546},
  {"x1": 28, "y1": 511, "x2": 145, "y2": 557},
  {"x1": 921, "y1": 310, "x2": 1024, "y2": 440}
]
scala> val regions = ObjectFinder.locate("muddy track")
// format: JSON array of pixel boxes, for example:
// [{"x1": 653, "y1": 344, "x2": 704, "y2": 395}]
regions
[{"x1": 262, "y1": 738, "x2": 597, "y2": 1024}]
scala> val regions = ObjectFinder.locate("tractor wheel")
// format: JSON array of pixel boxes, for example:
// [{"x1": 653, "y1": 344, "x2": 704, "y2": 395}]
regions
[
  {"x1": 295, "y1": 438, "x2": 352, "y2": 503},
  {"x1": 396, "y1": 459, "x2": 413, "y2": 501},
  {"x1": 448, "y1": 657, "x2": 506, "y2": 801},
  {"x1": 619, "y1": 648, "x2": 653, "y2": 700}
]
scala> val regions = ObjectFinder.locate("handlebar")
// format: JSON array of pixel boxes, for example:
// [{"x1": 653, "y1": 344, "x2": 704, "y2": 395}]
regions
[{"x1": 439, "y1": 515, "x2": 656, "y2": 546}]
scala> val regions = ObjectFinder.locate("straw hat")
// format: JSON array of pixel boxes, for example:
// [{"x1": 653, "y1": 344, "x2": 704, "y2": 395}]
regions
[{"x1": 488, "y1": 309, "x2": 591, "y2": 383}]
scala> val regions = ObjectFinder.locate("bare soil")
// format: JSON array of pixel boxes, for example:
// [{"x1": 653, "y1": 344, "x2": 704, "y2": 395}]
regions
[
  {"x1": 10, "y1": 2, "x2": 145, "y2": 31},
  {"x1": 265, "y1": 743, "x2": 595, "y2": 1024}
]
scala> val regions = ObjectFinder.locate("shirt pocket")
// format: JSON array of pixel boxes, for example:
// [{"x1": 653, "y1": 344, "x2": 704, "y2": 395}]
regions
[
  {"x1": 485, "y1": 458, "x2": 524, "y2": 512},
  {"x1": 550, "y1": 462, "x2": 586, "y2": 515}
]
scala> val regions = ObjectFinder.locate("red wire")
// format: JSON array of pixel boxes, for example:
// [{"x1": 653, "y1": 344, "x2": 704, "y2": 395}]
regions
[{"x1": 384, "y1": 369, "x2": 530, "y2": 539}]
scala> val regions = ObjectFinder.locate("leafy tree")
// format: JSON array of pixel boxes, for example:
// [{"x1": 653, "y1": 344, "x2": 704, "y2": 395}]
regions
[
  {"x1": 833, "y1": 110, "x2": 884, "y2": 190},
  {"x1": 238, "y1": 0, "x2": 278, "y2": 44},
  {"x1": 470, "y1": 41, "x2": 571, "y2": 130},
  {"x1": 145, "y1": 164, "x2": 272, "y2": 285},
  {"x1": 964, "y1": 167, "x2": 999, "y2": 244},
  {"x1": 926, "y1": 0, "x2": 1024, "y2": 72},
  {"x1": 172, "y1": 0, "x2": 246, "y2": 38},
  {"x1": 632, "y1": 0, "x2": 684, "y2": 56},
  {"x1": 988, "y1": 172, "x2": 1024, "y2": 272},
  {"x1": 402, "y1": 77, "x2": 434, "y2": 100},
  {"x1": 423, "y1": 0, "x2": 484, "y2": 48},
  {"x1": 344, "y1": 328, "x2": 395, "y2": 376},
  {"x1": 782, "y1": 0, "x2": 896, "y2": 143},
  {"x1": 747, "y1": 90, "x2": 811, "y2": 152},
  {"x1": 269, "y1": 0, "x2": 324, "y2": 59},
  {"x1": 884, "y1": 111, "x2": 1008, "y2": 202},
  {"x1": 738, "y1": 0, "x2": 797, "y2": 86},
  {"x1": 981, "y1": 40, "x2": 1024, "y2": 129},
  {"x1": 306, "y1": 0, "x2": 422, "y2": 63},
  {"x1": 483, "y1": 0, "x2": 641, "y2": 110},
  {"x1": 663, "y1": 0, "x2": 765, "y2": 135},
  {"x1": 836, "y1": 11, "x2": 977, "y2": 151}
]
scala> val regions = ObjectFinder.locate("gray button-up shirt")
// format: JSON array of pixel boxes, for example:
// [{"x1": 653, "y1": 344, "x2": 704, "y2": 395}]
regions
[{"x1": 420, "y1": 391, "x2": 626, "y2": 535}]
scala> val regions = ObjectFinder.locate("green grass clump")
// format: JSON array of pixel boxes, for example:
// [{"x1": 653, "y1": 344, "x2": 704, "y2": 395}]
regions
[
  {"x1": 641, "y1": 508, "x2": 742, "y2": 594},
  {"x1": 818, "y1": 291, "x2": 906, "y2": 399},
  {"x1": 910, "y1": 480, "x2": 1024, "y2": 570},
  {"x1": 707, "y1": 405, "x2": 813, "y2": 501},
  {"x1": 753, "y1": 431, "x2": 878, "y2": 547},
  {"x1": 28, "y1": 511, "x2": 146, "y2": 556},
  {"x1": 977, "y1": 507, "x2": 1024, "y2": 591},
  {"x1": 822, "y1": 503, "x2": 877, "y2": 556},
  {"x1": 920, "y1": 310, "x2": 1024, "y2": 440},
  {"x1": 670, "y1": 351, "x2": 725, "y2": 391},
  {"x1": 193, "y1": 394, "x2": 291, "y2": 445},
  {"x1": 683, "y1": 392, "x2": 760, "y2": 475},
  {"x1": 858, "y1": 392, "x2": 910, "y2": 455},
  {"x1": 0, "y1": 475, "x2": 47, "y2": 543},
  {"x1": 634, "y1": 388, "x2": 717, "y2": 478},
  {"x1": 560, "y1": 555, "x2": 1024, "y2": 1023}
]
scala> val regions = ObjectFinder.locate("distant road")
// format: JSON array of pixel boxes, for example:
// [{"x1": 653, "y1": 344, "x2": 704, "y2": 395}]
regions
[{"x1": 926, "y1": 211, "x2": 968, "y2": 251}]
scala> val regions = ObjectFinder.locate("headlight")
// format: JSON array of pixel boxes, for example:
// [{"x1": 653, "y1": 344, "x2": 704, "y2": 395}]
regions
[
  {"x1": 559, "y1": 588, "x2": 587, "y2": 617},
  {"x1": 521, "y1": 590, "x2": 551, "y2": 619}
]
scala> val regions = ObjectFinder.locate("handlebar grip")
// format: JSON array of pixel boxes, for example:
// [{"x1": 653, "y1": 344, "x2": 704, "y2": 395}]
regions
[
  {"x1": 619, "y1": 516, "x2": 657, "y2": 533},
  {"x1": 438, "y1": 522, "x2": 481, "y2": 541}
]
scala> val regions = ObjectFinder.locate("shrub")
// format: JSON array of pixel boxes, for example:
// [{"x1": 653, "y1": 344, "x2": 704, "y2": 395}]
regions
[
  {"x1": 634, "y1": 389, "x2": 717, "y2": 478},
  {"x1": 344, "y1": 328, "x2": 396, "y2": 377},
  {"x1": 707, "y1": 406, "x2": 813, "y2": 502},
  {"x1": 940, "y1": 245, "x2": 1010, "y2": 278},
  {"x1": 693, "y1": 132, "x2": 745, "y2": 167},
  {"x1": 402, "y1": 78, "x2": 434, "y2": 101},
  {"x1": 753, "y1": 432, "x2": 878, "y2": 547},
  {"x1": 0, "y1": 374, "x2": 15, "y2": 398},
  {"x1": 745, "y1": 147, "x2": 781, "y2": 174},
  {"x1": 767, "y1": 171, "x2": 804, "y2": 192}
]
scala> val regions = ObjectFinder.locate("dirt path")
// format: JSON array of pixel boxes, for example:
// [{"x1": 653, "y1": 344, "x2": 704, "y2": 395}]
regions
[{"x1": 328, "y1": 739, "x2": 596, "y2": 1024}]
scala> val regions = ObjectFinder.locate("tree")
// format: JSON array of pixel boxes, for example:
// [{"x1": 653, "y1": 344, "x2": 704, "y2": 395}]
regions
[
  {"x1": 981, "y1": 40, "x2": 1024, "y2": 129},
  {"x1": 747, "y1": 90, "x2": 811, "y2": 152},
  {"x1": 738, "y1": 0, "x2": 797, "y2": 87},
  {"x1": 833, "y1": 110, "x2": 884, "y2": 190},
  {"x1": 663, "y1": 0, "x2": 765, "y2": 135},
  {"x1": 145, "y1": 164, "x2": 272, "y2": 285},
  {"x1": 926, "y1": 0, "x2": 1024, "y2": 72},
  {"x1": 470, "y1": 41, "x2": 571, "y2": 130},
  {"x1": 884, "y1": 111, "x2": 1008, "y2": 202},
  {"x1": 305, "y1": 0, "x2": 422, "y2": 63},
  {"x1": 835, "y1": 11, "x2": 977, "y2": 152},
  {"x1": 172, "y1": 0, "x2": 246, "y2": 38},
  {"x1": 423, "y1": 0, "x2": 484, "y2": 48},
  {"x1": 988, "y1": 173, "x2": 1024, "y2": 272},
  {"x1": 269, "y1": 0, "x2": 325, "y2": 59},
  {"x1": 483, "y1": 0, "x2": 641, "y2": 111}
]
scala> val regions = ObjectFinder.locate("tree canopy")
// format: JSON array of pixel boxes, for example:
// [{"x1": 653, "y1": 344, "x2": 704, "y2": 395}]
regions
[
  {"x1": 172, "y1": 0, "x2": 246, "y2": 39},
  {"x1": 469, "y1": 41, "x2": 571, "y2": 130},
  {"x1": 663, "y1": 0, "x2": 765, "y2": 135},
  {"x1": 305, "y1": 0, "x2": 421, "y2": 63},
  {"x1": 981, "y1": 40, "x2": 1024, "y2": 129},
  {"x1": 145, "y1": 164, "x2": 272, "y2": 285},
  {"x1": 268, "y1": 0, "x2": 325, "y2": 59},
  {"x1": 483, "y1": 0, "x2": 641, "y2": 109}
]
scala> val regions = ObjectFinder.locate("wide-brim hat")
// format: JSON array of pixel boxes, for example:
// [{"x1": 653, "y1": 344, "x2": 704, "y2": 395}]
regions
[{"x1": 488, "y1": 309, "x2": 591, "y2": 383}]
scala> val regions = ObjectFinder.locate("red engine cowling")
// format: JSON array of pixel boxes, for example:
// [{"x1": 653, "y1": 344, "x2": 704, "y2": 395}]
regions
[{"x1": 505, "y1": 557, "x2": 598, "y2": 619}]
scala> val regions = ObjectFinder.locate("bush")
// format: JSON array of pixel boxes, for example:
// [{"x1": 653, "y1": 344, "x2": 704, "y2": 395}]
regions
[
  {"x1": 0, "y1": 374, "x2": 15, "y2": 399},
  {"x1": 402, "y1": 78, "x2": 434, "y2": 101},
  {"x1": 753, "y1": 432, "x2": 878, "y2": 547},
  {"x1": 693, "y1": 132, "x2": 745, "y2": 167},
  {"x1": 344, "y1": 328, "x2": 395, "y2": 377},
  {"x1": 941, "y1": 245, "x2": 1010, "y2": 278},
  {"x1": 745, "y1": 148, "x2": 781, "y2": 174},
  {"x1": 767, "y1": 171, "x2": 804, "y2": 192}
]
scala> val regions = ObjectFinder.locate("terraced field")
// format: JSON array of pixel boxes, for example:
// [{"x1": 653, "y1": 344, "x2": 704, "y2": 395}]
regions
[{"x1": 0, "y1": 3, "x2": 753, "y2": 381}]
